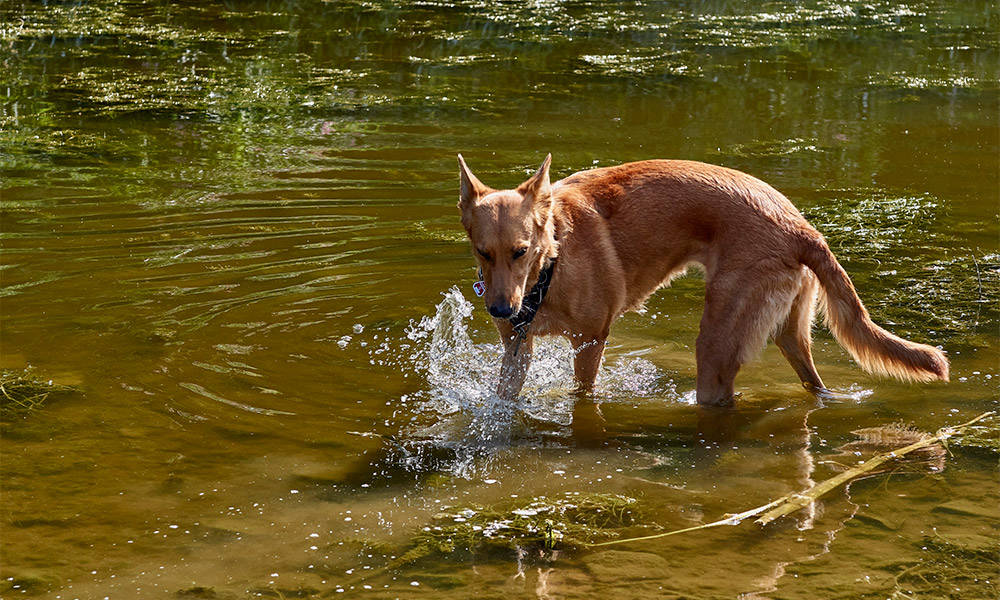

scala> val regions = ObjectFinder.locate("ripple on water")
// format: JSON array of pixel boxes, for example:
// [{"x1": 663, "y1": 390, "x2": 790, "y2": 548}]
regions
[{"x1": 178, "y1": 382, "x2": 295, "y2": 417}]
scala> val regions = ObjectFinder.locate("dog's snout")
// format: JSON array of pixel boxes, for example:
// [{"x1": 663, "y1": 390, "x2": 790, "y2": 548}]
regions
[{"x1": 488, "y1": 302, "x2": 515, "y2": 319}]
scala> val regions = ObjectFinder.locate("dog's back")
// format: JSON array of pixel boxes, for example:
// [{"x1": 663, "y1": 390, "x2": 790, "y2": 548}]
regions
[
  {"x1": 553, "y1": 160, "x2": 815, "y2": 305},
  {"x1": 553, "y1": 160, "x2": 947, "y2": 400}
]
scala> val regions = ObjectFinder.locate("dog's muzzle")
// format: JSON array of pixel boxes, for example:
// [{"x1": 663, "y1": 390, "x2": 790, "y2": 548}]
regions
[{"x1": 488, "y1": 302, "x2": 515, "y2": 319}]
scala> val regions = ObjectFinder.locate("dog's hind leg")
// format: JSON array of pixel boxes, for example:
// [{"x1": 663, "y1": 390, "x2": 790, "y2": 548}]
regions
[
  {"x1": 774, "y1": 270, "x2": 825, "y2": 392},
  {"x1": 696, "y1": 267, "x2": 800, "y2": 406},
  {"x1": 695, "y1": 311, "x2": 743, "y2": 407}
]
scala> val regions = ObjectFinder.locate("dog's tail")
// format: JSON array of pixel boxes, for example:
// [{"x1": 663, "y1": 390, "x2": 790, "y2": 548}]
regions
[{"x1": 798, "y1": 234, "x2": 948, "y2": 382}]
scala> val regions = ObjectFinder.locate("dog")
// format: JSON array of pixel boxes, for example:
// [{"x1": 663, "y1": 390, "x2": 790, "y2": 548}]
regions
[{"x1": 457, "y1": 154, "x2": 948, "y2": 406}]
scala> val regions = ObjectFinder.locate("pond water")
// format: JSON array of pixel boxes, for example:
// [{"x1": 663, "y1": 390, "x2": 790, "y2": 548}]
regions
[{"x1": 1, "y1": 1, "x2": 997, "y2": 598}]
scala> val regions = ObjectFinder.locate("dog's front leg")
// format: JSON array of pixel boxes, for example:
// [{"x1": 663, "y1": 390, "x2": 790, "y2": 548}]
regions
[
  {"x1": 572, "y1": 336, "x2": 607, "y2": 392},
  {"x1": 496, "y1": 327, "x2": 533, "y2": 402}
]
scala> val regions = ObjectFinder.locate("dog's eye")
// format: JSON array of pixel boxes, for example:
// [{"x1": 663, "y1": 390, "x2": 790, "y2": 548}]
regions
[
  {"x1": 512, "y1": 247, "x2": 528, "y2": 260},
  {"x1": 476, "y1": 248, "x2": 492, "y2": 261}
]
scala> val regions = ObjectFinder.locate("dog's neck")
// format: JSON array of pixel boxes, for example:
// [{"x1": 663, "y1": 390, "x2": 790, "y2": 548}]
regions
[
  {"x1": 508, "y1": 253, "x2": 557, "y2": 337},
  {"x1": 538, "y1": 193, "x2": 568, "y2": 263},
  {"x1": 507, "y1": 202, "x2": 564, "y2": 336}
]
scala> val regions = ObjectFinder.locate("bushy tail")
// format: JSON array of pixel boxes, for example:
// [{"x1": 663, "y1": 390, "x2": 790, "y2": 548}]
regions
[{"x1": 799, "y1": 235, "x2": 948, "y2": 382}]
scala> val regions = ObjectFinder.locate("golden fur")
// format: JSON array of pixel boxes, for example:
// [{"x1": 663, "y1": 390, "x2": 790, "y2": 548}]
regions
[{"x1": 457, "y1": 155, "x2": 948, "y2": 406}]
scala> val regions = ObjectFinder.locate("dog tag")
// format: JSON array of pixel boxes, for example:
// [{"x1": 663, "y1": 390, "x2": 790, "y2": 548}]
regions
[{"x1": 472, "y1": 280, "x2": 486, "y2": 297}]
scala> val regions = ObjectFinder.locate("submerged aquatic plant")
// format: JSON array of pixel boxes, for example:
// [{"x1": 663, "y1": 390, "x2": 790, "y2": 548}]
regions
[
  {"x1": 831, "y1": 422, "x2": 946, "y2": 474},
  {"x1": 392, "y1": 493, "x2": 643, "y2": 567},
  {"x1": 950, "y1": 422, "x2": 1000, "y2": 454},
  {"x1": 0, "y1": 369, "x2": 76, "y2": 418},
  {"x1": 839, "y1": 417, "x2": 1000, "y2": 458},
  {"x1": 873, "y1": 535, "x2": 1000, "y2": 600}
]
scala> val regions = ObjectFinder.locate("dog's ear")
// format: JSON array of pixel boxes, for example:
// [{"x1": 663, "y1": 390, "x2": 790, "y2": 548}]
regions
[
  {"x1": 518, "y1": 154, "x2": 552, "y2": 220},
  {"x1": 458, "y1": 154, "x2": 489, "y2": 211}
]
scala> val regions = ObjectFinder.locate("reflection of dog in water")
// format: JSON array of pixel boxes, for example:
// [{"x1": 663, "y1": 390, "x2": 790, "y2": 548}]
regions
[{"x1": 457, "y1": 155, "x2": 949, "y2": 406}]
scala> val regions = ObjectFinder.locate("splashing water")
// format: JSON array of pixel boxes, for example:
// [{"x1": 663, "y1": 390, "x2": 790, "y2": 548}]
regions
[
  {"x1": 364, "y1": 288, "x2": 676, "y2": 476},
  {"x1": 403, "y1": 286, "x2": 680, "y2": 414},
  {"x1": 404, "y1": 287, "x2": 592, "y2": 423},
  {"x1": 397, "y1": 288, "x2": 574, "y2": 475},
  {"x1": 404, "y1": 286, "x2": 512, "y2": 417}
]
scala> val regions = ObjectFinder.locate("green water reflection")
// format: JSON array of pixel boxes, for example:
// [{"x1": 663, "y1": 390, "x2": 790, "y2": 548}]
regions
[{"x1": 1, "y1": 1, "x2": 997, "y2": 598}]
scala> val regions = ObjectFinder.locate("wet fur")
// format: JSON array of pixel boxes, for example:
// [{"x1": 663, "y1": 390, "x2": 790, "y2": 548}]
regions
[{"x1": 457, "y1": 156, "x2": 948, "y2": 406}]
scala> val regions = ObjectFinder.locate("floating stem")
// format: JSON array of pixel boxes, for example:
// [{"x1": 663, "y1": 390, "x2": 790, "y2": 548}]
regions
[{"x1": 589, "y1": 411, "x2": 995, "y2": 547}]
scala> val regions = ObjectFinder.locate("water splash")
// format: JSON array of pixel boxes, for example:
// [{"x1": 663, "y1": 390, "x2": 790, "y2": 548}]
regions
[
  {"x1": 369, "y1": 287, "x2": 677, "y2": 476},
  {"x1": 398, "y1": 287, "x2": 570, "y2": 475},
  {"x1": 404, "y1": 286, "x2": 505, "y2": 417}
]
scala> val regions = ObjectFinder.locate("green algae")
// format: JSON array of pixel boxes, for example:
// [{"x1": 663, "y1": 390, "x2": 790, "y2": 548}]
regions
[
  {"x1": 392, "y1": 493, "x2": 644, "y2": 567},
  {"x1": 712, "y1": 138, "x2": 824, "y2": 159},
  {"x1": 863, "y1": 535, "x2": 1000, "y2": 600},
  {"x1": 0, "y1": 369, "x2": 77, "y2": 418},
  {"x1": 802, "y1": 191, "x2": 1000, "y2": 343},
  {"x1": 950, "y1": 422, "x2": 1000, "y2": 454}
]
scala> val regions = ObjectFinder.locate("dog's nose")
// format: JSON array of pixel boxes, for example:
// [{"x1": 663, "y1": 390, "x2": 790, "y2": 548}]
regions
[{"x1": 488, "y1": 302, "x2": 514, "y2": 319}]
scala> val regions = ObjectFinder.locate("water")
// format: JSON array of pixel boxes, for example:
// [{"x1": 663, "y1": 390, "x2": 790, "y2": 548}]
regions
[{"x1": 1, "y1": 1, "x2": 997, "y2": 598}]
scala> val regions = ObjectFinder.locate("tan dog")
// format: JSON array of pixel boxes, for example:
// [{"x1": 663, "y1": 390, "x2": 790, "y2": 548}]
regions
[{"x1": 457, "y1": 155, "x2": 948, "y2": 406}]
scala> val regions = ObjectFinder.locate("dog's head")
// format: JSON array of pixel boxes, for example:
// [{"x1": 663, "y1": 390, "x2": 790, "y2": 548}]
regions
[{"x1": 457, "y1": 154, "x2": 557, "y2": 319}]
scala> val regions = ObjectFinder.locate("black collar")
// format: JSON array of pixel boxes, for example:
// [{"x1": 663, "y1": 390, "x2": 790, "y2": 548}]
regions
[{"x1": 509, "y1": 257, "x2": 557, "y2": 337}]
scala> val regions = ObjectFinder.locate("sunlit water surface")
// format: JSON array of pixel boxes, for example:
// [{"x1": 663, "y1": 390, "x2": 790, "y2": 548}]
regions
[{"x1": 1, "y1": 1, "x2": 997, "y2": 598}]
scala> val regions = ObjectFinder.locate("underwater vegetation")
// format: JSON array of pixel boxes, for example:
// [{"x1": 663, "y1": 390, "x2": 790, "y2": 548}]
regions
[{"x1": 0, "y1": 369, "x2": 77, "y2": 420}]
